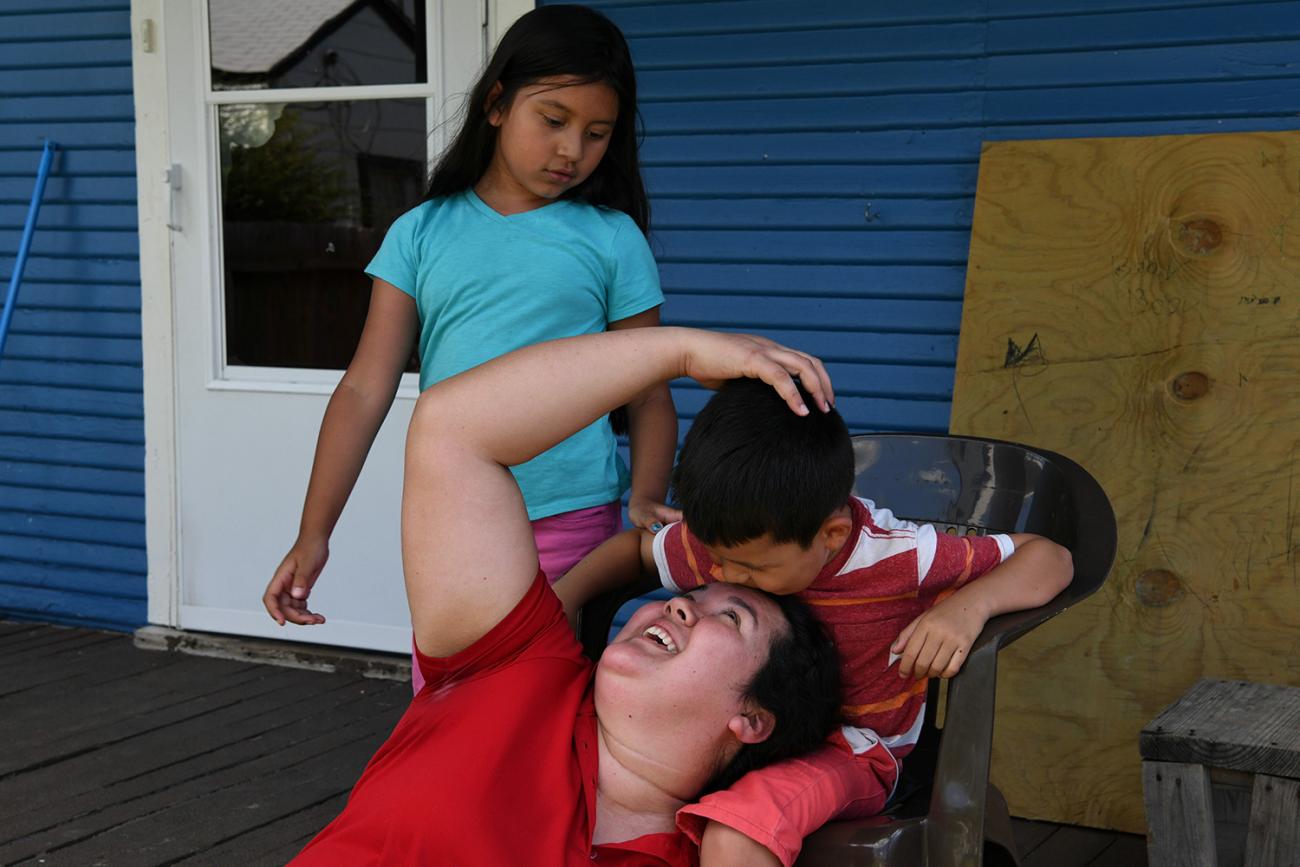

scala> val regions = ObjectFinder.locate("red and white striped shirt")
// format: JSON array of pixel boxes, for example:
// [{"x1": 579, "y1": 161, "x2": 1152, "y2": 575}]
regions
[{"x1": 654, "y1": 496, "x2": 1013, "y2": 757}]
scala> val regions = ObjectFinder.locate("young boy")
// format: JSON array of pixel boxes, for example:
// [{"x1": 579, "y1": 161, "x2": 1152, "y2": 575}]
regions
[{"x1": 554, "y1": 378, "x2": 1074, "y2": 867}]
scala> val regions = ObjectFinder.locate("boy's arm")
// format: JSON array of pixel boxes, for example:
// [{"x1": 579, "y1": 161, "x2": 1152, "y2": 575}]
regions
[
  {"x1": 552, "y1": 528, "x2": 659, "y2": 629},
  {"x1": 892, "y1": 533, "x2": 1073, "y2": 680},
  {"x1": 700, "y1": 822, "x2": 781, "y2": 867},
  {"x1": 404, "y1": 328, "x2": 833, "y2": 658}
]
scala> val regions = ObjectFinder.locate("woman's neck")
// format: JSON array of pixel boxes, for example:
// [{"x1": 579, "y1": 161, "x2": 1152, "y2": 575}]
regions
[{"x1": 592, "y1": 719, "x2": 697, "y2": 844}]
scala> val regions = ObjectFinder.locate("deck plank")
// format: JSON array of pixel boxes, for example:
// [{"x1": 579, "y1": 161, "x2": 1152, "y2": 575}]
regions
[
  {"x1": 1091, "y1": 832, "x2": 1151, "y2": 866},
  {"x1": 0, "y1": 635, "x2": 173, "y2": 698},
  {"x1": 0, "y1": 659, "x2": 273, "y2": 776},
  {"x1": 25, "y1": 730, "x2": 390, "y2": 865},
  {"x1": 1012, "y1": 817, "x2": 1061, "y2": 856},
  {"x1": 0, "y1": 620, "x2": 45, "y2": 637},
  {"x1": 0, "y1": 669, "x2": 355, "y2": 831},
  {"x1": 1023, "y1": 824, "x2": 1122, "y2": 867},
  {"x1": 0, "y1": 621, "x2": 64, "y2": 643},
  {"x1": 0, "y1": 679, "x2": 406, "y2": 861},
  {"x1": 0, "y1": 627, "x2": 108, "y2": 656},
  {"x1": 173, "y1": 792, "x2": 349, "y2": 866}
]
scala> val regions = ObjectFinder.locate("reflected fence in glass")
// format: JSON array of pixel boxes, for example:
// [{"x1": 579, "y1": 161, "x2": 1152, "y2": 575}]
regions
[{"x1": 217, "y1": 99, "x2": 426, "y2": 370}]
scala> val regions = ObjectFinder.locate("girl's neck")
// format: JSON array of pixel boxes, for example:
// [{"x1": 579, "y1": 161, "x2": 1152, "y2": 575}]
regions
[{"x1": 473, "y1": 171, "x2": 558, "y2": 217}]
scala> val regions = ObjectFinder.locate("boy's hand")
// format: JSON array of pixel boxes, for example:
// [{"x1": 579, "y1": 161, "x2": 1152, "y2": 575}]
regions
[
  {"x1": 681, "y1": 331, "x2": 834, "y2": 416},
  {"x1": 627, "y1": 495, "x2": 681, "y2": 532},
  {"x1": 264, "y1": 537, "x2": 329, "y2": 626},
  {"x1": 890, "y1": 595, "x2": 988, "y2": 680}
]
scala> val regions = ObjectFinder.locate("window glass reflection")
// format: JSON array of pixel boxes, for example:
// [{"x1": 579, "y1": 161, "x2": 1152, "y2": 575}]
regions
[
  {"x1": 209, "y1": 0, "x2": 425, "y2": 91},
  {"x1": 218, "y1": 99, "x2": 426, "y2": 370}
]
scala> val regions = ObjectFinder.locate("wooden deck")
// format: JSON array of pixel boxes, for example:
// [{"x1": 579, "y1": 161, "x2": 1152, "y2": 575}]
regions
[{"x1": 0, "y1": 620, "x2": 1148, "y2": 866}]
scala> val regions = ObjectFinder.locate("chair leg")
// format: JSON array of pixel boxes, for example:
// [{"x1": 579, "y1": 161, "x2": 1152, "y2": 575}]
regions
[
  {"x1": 982, "y1": 784, "x2": 1020, "y2": 867},
  {"x1": 925, "y1": 641, "x2": 999, "y2": 867}
]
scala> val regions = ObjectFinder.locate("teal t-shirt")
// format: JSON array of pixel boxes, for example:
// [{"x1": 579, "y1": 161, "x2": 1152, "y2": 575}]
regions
[{"x1": 365, "y1": 190, "x2": 663, "y2": 520}]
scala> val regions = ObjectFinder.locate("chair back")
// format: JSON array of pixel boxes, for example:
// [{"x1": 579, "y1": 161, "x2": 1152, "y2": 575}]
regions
[
  {"x1": 850, "y1": 433, "x2": 1116, "y2": 822},
  {"x1": 852, "y1": 434, "x2": 1115, "y2": 652}
]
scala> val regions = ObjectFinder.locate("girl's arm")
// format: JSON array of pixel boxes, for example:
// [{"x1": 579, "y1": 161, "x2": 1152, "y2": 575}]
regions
[
  {"x1": 263, "y1": 279, "x2": 419, "y2": 625},
  {"x1": 608, "y1": 307, "x2": 681, "y2": 530},
  {"x1": 403, "y1": 328, "x2": 832, "y2": 659}
]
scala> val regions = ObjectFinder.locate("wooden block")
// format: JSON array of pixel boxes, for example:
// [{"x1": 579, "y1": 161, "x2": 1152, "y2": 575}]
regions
[
  {"x1": 1142, "y1": 761, "x2": 1218, "y2": 867},
  {"x1": 953, "y1": 129, "x2": 1300, "y2": 831},
  {"x1": 1244, "y1": 774, "x2": 1300, "y2": 867},
  {"x1": 1142, "y1": 679, "x2": 1300, "y2": 779}
]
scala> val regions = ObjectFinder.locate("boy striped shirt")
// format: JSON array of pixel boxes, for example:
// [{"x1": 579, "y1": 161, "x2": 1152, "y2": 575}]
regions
[{"x1": 653, "y1": 496, "x2": 1013, "y2": 756}]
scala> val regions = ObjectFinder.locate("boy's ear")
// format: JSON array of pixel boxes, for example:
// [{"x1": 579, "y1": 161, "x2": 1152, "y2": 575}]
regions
[
  {"x1": 819, "y1": 511, "x2": 853, "y2": 554},
  {"x1": 728, "y1": 706, "x2": 776, "y2": 745},
  {"x1": 484, "y1": 81, "x2": 505, "y2": 125}
]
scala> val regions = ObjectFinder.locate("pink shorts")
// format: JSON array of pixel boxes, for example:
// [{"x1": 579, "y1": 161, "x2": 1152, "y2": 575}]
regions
[
  {"x1": 676, "y1": 729, "x2": 900, "y2": 867},
  {"x1": 410, "y1": 501, "x2": 622, "y2": 694}
]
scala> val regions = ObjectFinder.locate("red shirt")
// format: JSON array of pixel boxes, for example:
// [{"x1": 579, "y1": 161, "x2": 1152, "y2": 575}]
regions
[
  {"x1": 654, "y1": 497, "x2": 1012, "y2": 757},
  {"x1": 292, "y1": 573, "x2": 696, "y2": 866}
]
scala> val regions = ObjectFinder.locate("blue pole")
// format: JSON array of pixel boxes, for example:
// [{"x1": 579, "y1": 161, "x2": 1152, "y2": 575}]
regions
[{"x1": 0, "y1": 139, "x2": 59, "y2": 361}]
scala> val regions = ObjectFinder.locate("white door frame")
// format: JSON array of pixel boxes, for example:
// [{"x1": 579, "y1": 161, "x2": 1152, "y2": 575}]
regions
[{"x1": 131, "y1": 0, "x2": 534, "y2": 630}]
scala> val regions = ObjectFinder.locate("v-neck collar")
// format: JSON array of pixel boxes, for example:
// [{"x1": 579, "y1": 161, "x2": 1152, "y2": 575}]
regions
[{"x1": 466, "y1": 187, "x2": 572, "y2": 223}]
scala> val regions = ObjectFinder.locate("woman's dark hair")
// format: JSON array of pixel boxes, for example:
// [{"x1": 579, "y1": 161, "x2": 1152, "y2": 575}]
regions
[
  {"x1": 672, "y1": 378, "x2": 855, "y2": 548},
  {"x1": 703, "y1": 591, "x2": 842, "y2": 794},
  {"x1": 423, "y1": 4, "x2": 650, "y2": 234}
]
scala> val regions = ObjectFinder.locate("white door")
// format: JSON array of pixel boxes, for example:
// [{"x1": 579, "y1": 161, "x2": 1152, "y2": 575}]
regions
[{"x1": 162, "y1": 1, "x2": 486, "y2": 652}]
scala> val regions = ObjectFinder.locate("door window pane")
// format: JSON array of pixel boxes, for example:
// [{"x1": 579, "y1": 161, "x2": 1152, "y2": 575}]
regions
[
  {"x1": 209, "y1": 0, "x2": 426, "y2": 91},
  {"x1": 218, "y1": 99, "x2": 426, "y2": 370}
]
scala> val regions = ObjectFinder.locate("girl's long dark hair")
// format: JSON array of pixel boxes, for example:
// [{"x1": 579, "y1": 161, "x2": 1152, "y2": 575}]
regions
[{"x1": 423, "y1": 4, "x2": 650, "y2": 235}]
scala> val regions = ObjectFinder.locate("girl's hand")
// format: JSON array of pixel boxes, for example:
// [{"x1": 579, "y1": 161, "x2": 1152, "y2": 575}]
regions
[
  {"x1": 890, "y1": 597, "x2": 988, "y2": 680},
  {"x1": 680, "y1": 331, "x2": 834, "y2": 416},
  {"x1": 264, "y1": 537, "x2": 330, "y2": 626},
  {"x1": 627, "y1": 495, "x2": 682, "y2": 532}
]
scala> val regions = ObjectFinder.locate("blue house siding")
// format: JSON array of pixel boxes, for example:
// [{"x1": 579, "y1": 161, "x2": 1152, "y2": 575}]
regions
[
  {"x1": 577, "y1": 0, "x2": 1300, "y2": 441},
  {"x1": 0, "y1": 1, "x2": 145, "y2": 630}
]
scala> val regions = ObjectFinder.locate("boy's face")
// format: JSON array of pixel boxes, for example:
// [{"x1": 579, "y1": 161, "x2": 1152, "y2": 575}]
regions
[{"x1": 702, "y1": 514, "x2": 852, "y2": 595}]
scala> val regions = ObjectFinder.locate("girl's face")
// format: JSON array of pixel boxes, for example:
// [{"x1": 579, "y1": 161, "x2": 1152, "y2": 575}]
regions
[{"x1": 479, "y1": 77, "x2": 619, "y2": 213}]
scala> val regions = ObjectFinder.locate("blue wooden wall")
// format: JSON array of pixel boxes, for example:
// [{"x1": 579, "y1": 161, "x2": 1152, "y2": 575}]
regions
[
  {"x1": 0, "y1": 1, "x2": 145, "y2": 630},
  {"x1": 4, "y1": 0, "x2": 1300, "y2": 632}
]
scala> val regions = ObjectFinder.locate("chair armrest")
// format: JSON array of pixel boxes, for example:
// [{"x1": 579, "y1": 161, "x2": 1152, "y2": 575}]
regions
[{"x1": 970, "y1": 444, "x2": 1116, "y2": 655}]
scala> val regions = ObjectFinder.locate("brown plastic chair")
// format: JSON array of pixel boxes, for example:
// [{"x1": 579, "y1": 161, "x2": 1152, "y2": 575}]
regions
[{"x1": 579, "y1": 433, "x2": 1117, "y2": 867}]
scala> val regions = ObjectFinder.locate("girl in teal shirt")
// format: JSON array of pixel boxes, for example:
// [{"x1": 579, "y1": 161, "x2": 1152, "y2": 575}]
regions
[{"x1": 263, "y1": 6, "x2": 679, "y2": 693}]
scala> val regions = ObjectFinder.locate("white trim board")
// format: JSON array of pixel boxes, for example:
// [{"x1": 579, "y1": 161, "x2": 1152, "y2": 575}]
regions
[{"x1": 133, "y1": 0, "x2": 180, "y2": 627}]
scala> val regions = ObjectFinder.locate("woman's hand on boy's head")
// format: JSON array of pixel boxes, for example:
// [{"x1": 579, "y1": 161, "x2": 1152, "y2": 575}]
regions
[
  {"x1": 679, "y1": 330, "x2": 834, "y2": 416},
  {"x1": 264, "y1": 539, "x2": 329, "y2": 626},
  {"x1": 890, "y1": 599, "x2": 986, "y2": 680}
]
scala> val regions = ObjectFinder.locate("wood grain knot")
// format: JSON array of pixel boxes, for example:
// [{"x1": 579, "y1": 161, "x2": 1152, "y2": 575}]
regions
[
  {"x1": 1170, "y1": 371, "x2": 1210, "y2": 400},
  {"x1": 1174, "y1": 218, "x2": 1223, "y2": 255},
  {"x1": 1136, "y1": 569, "x2": 1184, "y2": 607}
]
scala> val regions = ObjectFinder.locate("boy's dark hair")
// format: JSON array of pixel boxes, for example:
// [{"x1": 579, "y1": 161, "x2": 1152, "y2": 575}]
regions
[
  {"x1": 703, "y1": 592, "x2": 842, "y2": 794},
  {"x1": 672, "y1": 378, "x2": 854, "y2": 548},
  {"x1": 423, "y1": 4, "x2": 650, "y2": 234}
]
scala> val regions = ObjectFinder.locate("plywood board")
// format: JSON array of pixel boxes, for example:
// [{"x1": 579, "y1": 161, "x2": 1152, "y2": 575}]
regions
[{"x1": 950, "y1": 130, "x2": 1300, "y2": 832}]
